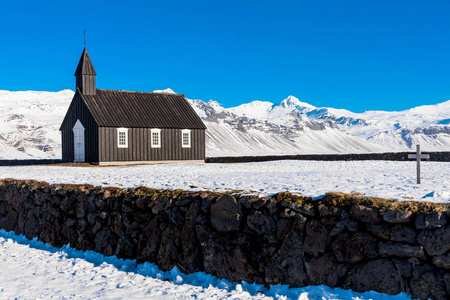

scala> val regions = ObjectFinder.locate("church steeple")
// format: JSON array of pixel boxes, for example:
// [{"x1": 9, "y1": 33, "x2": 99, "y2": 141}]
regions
[{"x1": 75, "y1": 47, "x2": 97, "y2": 95}]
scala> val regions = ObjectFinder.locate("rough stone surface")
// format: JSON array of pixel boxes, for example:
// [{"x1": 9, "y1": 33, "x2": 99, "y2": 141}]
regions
[
  {"x1": 415, "y1": 212, "x2": 447, "y2": 230},
  {"x1": 304, "y1": 220, "x2": 329, "y2": 257},
  {"x1": 411, "y1": 272, "x2": 447, "y2": 300},
  {"x1": 382, "y1": 210, "x2": 414, "y2": 223},
  {"x1": 389, "y1": 226, "x2": 417, "y2": 244},
  {"x1": 265, "y1": 230, "x2": 308, "y2": 287},
  {"x1": 366, "y1": 223, "x2": 390, "y2": 240},
  {"x1": 444, "y1": 273, "x2": 450, "y2": 295},
  {"x1": 210, "y1": 195, "x2": 242, "y2": 233},
  {"x1": 330, "y1": 211, "x2": 358, "y2": 236},
  {"x1": 276, "y1": 218, "x2": 291, "y2": 240},
  {"x1": 0, "y1": 179, "x2": 449, "y2": 299},
  {"x1": 305, "y1": 253, "x2": 339, "y2": 287},
  {"x1": 345, "y1": 259, "x2": 402, "y2": 295},
  {"x1": 180, "y1": 199, "x2": 202, "y2": 273},
  {"x1": 350, "y1": 205, "x2": 380, "y2": 223},
  {"x1": 281, "y1": 201, "x2": 315, "y2": 217},
  {"x1": 378, "y1": 242, "x2": 426, "y2": 260},
  {"x1": 332, "y1": 232, "x2": 377, "y2": 263},
  {"x1": 246, "y1": 211, "x2": 276, "y2": 236},
  {"x1": 433, "y1": 254, "x2": 450, "y2": 269},
  {"x1": 198, "y1": 226, "x2": 256, "y2": 283},
  {"x1": 417, "y1": 226, "x2": 450, "y2": 256}
]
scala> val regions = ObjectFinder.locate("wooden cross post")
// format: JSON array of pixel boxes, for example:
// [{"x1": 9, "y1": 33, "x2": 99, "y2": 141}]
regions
[{"x1": 408, "y1": 145, "x2": 430, "y2": 184}]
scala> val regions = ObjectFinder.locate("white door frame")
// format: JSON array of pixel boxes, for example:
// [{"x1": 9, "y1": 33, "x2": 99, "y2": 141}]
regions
[{"x1": 73, "y1": 119, "x2": 85, "y2": 162}]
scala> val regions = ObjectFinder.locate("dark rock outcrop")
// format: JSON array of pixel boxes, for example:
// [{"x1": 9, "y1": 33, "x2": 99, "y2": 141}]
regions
[
  {"x1": 210, "y1": 194, "x2": 242, "y2": 233},
  {"x1": 417, "y1": 226, "x2": 450, "y2": 256},
  {"x1": 345, "y1": 259, "x2": 402, "y2": 295}
]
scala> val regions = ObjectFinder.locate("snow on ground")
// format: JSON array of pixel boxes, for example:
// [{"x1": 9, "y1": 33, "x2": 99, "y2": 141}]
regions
[
  {"x1": 0, "y1": 229, "x2": 412, "y2": 300},
  {"x1": 0, "y1": 160, "x2": 449, "y2": 202}
]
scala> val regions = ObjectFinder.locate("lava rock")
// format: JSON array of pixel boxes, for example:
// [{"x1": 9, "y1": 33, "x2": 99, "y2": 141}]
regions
[
  {"x1": 345, "y1": 259, "x2": 402, "y2": 295},
  {"x1": 415, "y1": 212, "x2": 447, "y2": 230},
  {"x1": 304, "y1": 220, "x2": 330, "y2": 257},
  {"x1": 332, "y1": 232, "x2": 377, "y2": 263},
  {"x1": 276, "y1": 218, "x2": 291, "y2": 240},
  {"x1": 350, "y1": 205, "x2": 381, "y2": 223},
  {"x1": 210, "y1": 195, "x2": 242, "y2": 233},
  {"x1": 444, "y1": 274, "x2": 450, "y2": 295},
  {"x1": 382, "y1": 210, "x2": 413, "y2": 223},
  {"x1": 156, "y1": 225, "x2": 181, "y2": 271},
  {"x1": 417, "y1": 226, "x2": 450, "y2": 256},
  {"x1": 305, "y1": 253, "x2": 339, "y2": 287},
  {"x1": 433, "y1": 253, "x2": 450, "y2": 269},
  {"x1": 247, "y1": 211, "x2": 276, "y2": 236},
  {"x1": 152, "y1": 197, "x2": 170, "y2": 214},
  {"x1": 366, "y1": 223, "x2": 391, "y2": 240},
  {"x1": 265, "y1": 230, "x2": 308, "y2": 287},
  {"x1": 389, "y1": 225, "x2": 417, "y2": 244},
  {"x1": 411, "y1": 272, "x2": 447, "y2": 300},
  {"x1": 378, "y1": 242, "x2": 426, "y2": 260}
]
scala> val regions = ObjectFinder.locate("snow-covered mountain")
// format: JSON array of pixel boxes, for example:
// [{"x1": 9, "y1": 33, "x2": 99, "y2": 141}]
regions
[
  {"x1": 304, "y1": 102, "x2": 450, "y2": 151},
  {"x1": 0, "y1": 89, "x2": 449, "y2": 159},
  {"x1": 0, "y1": 90, "x2": 73, "y2": 159},
  {"x1": 189, "y1": 95, "x2": 450, "y2": 156},
  {"x1": 189, "y1": 98, "x2": 383, "y2": 156}
]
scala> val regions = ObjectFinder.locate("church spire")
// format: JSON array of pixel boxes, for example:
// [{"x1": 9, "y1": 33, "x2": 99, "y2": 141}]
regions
[{"x1": 75, "y1": 47, "x2": 97, "y2": 95}]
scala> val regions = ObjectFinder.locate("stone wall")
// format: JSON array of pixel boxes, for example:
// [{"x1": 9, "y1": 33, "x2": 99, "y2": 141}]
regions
[
  {"x1": 206, "y1": 151, "x2": 450, "y2": 163},
  {"x1": 0, "y1": 159, "x2": 62, "y2": 166},
  {"x1": 0, "y1": 179, "x2": 449, "y2": 299}
]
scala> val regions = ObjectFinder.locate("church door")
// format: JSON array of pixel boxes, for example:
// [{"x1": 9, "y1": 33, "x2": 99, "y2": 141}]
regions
[{"x1": 73, "y1": 120, "x2": 85, "y2": 162}]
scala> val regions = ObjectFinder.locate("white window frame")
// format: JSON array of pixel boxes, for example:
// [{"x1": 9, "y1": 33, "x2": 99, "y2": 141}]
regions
[
  {"x1": 181, "y1": 129, "x2": 191, "y2": 148},
  {"x1": 117, "y1": 128, "x2": 129, "y2": 148},
  {"x1": 151, "y1": 128, "x2": 161, "y2": 148}
]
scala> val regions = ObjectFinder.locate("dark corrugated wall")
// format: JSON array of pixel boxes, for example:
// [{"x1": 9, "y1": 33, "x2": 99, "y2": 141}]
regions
[
  {"x1": 98, "y1": 128, "x2": 205, "y2": 162},
  {"x1": 60, "y1": 92, "x2": 99, "y2": 162},
  {"x1": 76, "y1": 75, "x2": 96, "y2": 95}
]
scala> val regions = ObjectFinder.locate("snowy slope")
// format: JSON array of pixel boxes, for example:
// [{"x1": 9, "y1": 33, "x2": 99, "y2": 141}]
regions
[
  {"x1": 0, "y1": 90, "x2": 73, "y2": 159},
  {"x1": 0, "y1": 89, "x2": 449, "y2": 159},
  {"x1": 1, "y1": 160, "x2": 449, "y2": 202},
  {"x1": 197, "y1": 95, "x2": 450, "y2": 156},
  {"x1": 189, "y1": 96, "x2": 383, "y2": 157},
  {"x1": 0, "y1": 229, "x2": 411, "y2": 299},
  {"x1": 306, "y1": 101, "x2": 450, "y2": 151}
]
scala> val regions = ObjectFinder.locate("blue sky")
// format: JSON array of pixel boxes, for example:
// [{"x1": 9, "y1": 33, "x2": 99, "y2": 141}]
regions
[{"x1": 1, "y1": 0, "x2": 450, "y2": 112}]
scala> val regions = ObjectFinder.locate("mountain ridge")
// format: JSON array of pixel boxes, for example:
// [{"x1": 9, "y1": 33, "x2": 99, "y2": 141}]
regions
[{"x1": 0, "y1": 89, "x2": 449, "y2": 159}]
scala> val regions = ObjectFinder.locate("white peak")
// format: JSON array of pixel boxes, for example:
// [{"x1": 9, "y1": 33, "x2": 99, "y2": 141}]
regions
[
  {"x1": 207, "y1": 100, "x2": 225, "y2": 112},
  {"x1": 263, "y1": 96, "x2": 316, "y2": 120},
  {"x1": 406, "y1": 99, "x2": 450, "y2": 115},
  {"x1": 227, "y1": 100, "x2": 274, "y2": 119},
  {"x1": 279, "y1": 96, "x2": 315, "y2": 109},
  {"x1": 153, "y1": 88, "x2": 176, "y2": 94},
  {"x1": 208, "y1": 99, "x2": 223, "y2": 108}
]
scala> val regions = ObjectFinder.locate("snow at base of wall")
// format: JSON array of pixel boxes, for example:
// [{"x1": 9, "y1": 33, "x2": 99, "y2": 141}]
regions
[{"x1": 0, "y1": 230, "x2": 412, "y2": 300}]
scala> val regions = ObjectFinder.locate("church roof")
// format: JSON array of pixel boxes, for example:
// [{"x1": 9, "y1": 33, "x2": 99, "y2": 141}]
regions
[
  {"x1": 80, "y1": 89, "x2": 207, "y2": 129},
  {"x1": 74, "y1": 47, "x2": 97, "y2": 76}
]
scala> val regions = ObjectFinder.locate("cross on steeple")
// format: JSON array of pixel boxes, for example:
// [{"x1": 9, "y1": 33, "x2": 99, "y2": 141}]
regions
[{"x1": 83, "y1": 28, "x2": 86, "y2": 47}]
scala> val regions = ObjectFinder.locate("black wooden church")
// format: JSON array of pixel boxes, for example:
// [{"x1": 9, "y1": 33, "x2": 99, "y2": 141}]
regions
[{"x1": 60, "y1": 48, "x2": 206, "y2": 164}]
